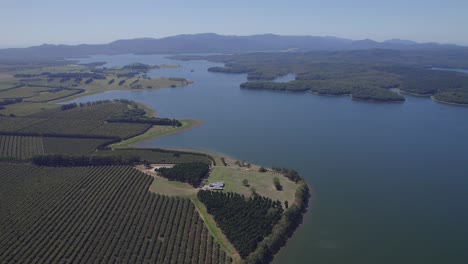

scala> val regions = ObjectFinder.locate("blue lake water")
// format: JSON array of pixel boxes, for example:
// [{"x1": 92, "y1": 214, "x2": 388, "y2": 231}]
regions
[{"x1": 72, "y1": 54, "x2": 468, "y2": 264}]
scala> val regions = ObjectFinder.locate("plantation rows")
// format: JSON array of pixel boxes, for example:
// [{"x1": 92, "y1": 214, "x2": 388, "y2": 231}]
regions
[
  {"x1": 0, "y1": 164, "x2": 229, "y2": 263},
  {"x1": 198, "y1": 191, "x2": 284, "y2": 258},
  {"x1": 0, "y1": 116, "x2": 150, "y2": 140},
  {"x1": 0, "y1": 135, "x2": 43, "y2": 159},
  {"x1": 0, "y1": 135, "x2": 111, "y2": 159},
  {"x1": 28, "y1": 101, "x2": 129, "y2": 120}
]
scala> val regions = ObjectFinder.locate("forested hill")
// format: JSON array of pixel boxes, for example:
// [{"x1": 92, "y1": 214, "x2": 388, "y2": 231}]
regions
[{"x1": 0, "y1": 33, "x2": 466, "y2": 62}]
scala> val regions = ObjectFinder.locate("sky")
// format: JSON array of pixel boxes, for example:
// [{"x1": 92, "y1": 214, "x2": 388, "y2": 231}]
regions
[{"x1": 1, "y1": 0, "x2": 468, "y2": 48}]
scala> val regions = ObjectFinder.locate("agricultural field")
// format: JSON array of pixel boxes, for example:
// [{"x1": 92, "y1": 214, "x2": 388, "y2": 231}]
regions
[
  {"x1": 15, "y1": 65, "x2": 91, "y2": 75},
  {"x1": 0, "y1": 86, "x2": 51, "y2": 99},
  {"x1": 29, "y1": 101, "x2": 129, "y2": 120},
  {"x1": 0, "y1": 116, "x2": 47, "y2": 132},
  {"x1": 0, "y1": 164, "x2": 230, "y2": 263},
  {"x1": 42, "y1": 137, "x2": 111, "y2": 155},
  {"x1": 0, "y1": 135, "x2": 112, "y2": 159},
  {"x1": 24, "y1": 89, "x2": 83, "y2": 103},
  {"x1": 0, "y1": 78, "x2": 19, "y2": 90},
  {"x1": 86, "y1": 122, "x2": 151, "y2": 139},
  {"x1": 0, "y1": 135, "x2": 43, "y2": 159},
  {"x1": 0, "y1": 102, "x2": 58, "y2": 116},
  {"x1": 18, "y1": 118, "x2": 105, "y2": 136}
]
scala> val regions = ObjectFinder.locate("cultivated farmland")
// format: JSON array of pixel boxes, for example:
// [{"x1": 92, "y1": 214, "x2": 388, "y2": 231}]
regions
[
  {"x1": 0, "y1": 164, "x2": 230, "y2": 263},
  {"x1": 0, "y1": 135, "x2": 43, "y2": 159},
  {"x1": 0, "y1": 135, "x2": 113, "y2": 159}
]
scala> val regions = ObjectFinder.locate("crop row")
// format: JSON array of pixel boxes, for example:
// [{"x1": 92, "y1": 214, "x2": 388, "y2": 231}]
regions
[
  {"x1": 0, "y1": 164, "x2": 228, "y2": 263},
  {"x1": 0, "y1": 135, "x2": 43, "y2": 159},
  {"x1": 0, "y1": 116, "x2": 150, "y2": 140},
  {"x1": 0, "y1": 135, "x2": 113, "y2": 159}
]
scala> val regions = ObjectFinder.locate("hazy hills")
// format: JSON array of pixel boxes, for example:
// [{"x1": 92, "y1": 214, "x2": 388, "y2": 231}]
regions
[{"x1": 0, "y1": 33, "x2": 465, "y2": 62}]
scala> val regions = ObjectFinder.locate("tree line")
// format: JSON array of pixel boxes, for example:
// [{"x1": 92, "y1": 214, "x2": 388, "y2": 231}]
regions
[
  {"x1": 32, "y1": 154, "x2": 140, "y2": 167},
  {"x1": 158, "y1": 162, "x2": 210, "y2": 187},
  {"x1": 108, "y1": 108, "x2": 182, "y2": 126}
]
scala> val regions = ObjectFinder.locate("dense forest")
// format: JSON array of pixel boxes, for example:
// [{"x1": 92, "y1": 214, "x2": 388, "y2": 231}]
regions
[
  {"x1": 173, "y1": 51, "x2": 468, "y2": 105},
  {"x1": 158, "y1": 162, "x2": 210, "y2": 187},
  {"x1": 198, "y1": 191, "x2": 284, "y2": 258}
]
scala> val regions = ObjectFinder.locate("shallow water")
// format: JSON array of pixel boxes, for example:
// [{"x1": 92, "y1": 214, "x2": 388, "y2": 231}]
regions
[{"x1": 71, "y1": 54, "x2": 468, "y2": 264}]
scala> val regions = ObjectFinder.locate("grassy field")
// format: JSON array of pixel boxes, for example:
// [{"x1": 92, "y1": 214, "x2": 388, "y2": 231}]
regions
[
  {"x1": 0, "y1": 102, "x2": 58, "y2": 116},
  {"x1": 0, "y1": 78, "x2": 18, "y2": 90},
  {"x1": 42, "y1": 76, "x2": 191, "y2": 102},
  {"x1": 15, "y1": 65, "x2": 91, "y2": 75},
  {"x1": 0, "y1": 86, "x2": 51, "y2": 99},
  {"x1": 25, "y1": 89, "x2": 83, "y2": 103},
  {"x1": 208, "y1": 166, "x2": 298, "y2": 204},
  {"x1": 149, "y1": 174, "x2": 198, "y2": 196},
  {"x1": 111, "y1": 119, "x2": 200, "y2": 148}
]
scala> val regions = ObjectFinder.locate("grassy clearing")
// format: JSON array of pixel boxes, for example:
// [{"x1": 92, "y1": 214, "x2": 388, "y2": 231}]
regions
[
  {"x1": 110, "y1": 119, "x2": 200, "y2": 149},
  {"x1": 208, "y1": 166, "x2": 297, "y2": 204},
  {"x1": 149, "y1": 174, "x2": 198, "y2": 196},
  {"x1": 0, "y1": 102, "x2": 58, "y2": 116}
]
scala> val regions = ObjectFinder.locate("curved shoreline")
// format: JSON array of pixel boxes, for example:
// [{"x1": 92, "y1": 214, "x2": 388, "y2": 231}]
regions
[
  {"x1": 110, "y1": 118, "x2": 202, "y2": 149},
  {"x1": 399, "y1": 89, "x2": 468, "y2": 106},
  {"x1": 430, "y1": 96, "x2": 468, "y2": 107}
]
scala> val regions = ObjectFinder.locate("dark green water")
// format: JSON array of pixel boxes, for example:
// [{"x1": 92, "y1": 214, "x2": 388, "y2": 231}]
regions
[{"x1": 72, "y1": 54, "x2": 468, "y2": 264}]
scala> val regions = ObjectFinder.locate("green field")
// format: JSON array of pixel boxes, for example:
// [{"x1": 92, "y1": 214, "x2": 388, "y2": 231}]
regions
[
  {"x1": 149, "y1": 175, "x2": 199, "y2": 196},
  {"x1": 0, "y1": 86, "x2": 51, "y2": 99},
  {"x1": 208, "y1": 166, "x2": 298, "y2": 204},
  {"x1": 24, "y1": 89, "x2": 83, "y2": 103},
  {"x1": 28, "y1": 101, "x2": 129, "y2": 119},
  {"x1": 0, "y1": 164, "x2": 229, "y2": 263},
  {"x1": 0, "y1": 102, "x2": 58, "y2": 116},
  {"x1": 0, "y1": 62, "x2": 193, "y2": 116},
  {"x1": 111, "y1": 119, "x2": 200, "y2": 148},
  {"x1": 15, "y1": 65, "x2": 91, "y2": 75}
]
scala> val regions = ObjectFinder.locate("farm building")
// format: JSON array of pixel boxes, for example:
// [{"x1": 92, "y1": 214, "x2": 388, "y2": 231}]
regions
[{"x1": 209, "y1": 181, "x2": 225, "y2": 190}]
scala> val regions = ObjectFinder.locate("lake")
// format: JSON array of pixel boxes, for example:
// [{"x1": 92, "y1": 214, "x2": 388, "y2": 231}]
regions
[{"x1": 72, "y1": 54, "x2": 468, "y2": 264}]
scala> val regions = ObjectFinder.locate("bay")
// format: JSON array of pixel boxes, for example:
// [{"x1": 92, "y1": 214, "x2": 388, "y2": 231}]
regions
[{"x1": 71, "y1": 54, "x2": 468, "y2": 264}]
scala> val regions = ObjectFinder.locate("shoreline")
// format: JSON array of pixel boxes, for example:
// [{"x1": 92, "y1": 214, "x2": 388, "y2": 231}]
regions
[
  {"x1": 430, "y1": 96, "x2": 468, "y2": 107},
  {"x1": 46, "y1": 59, "x2": 308, "y2": 264},
  {"x1": 110, "y1": 118, "x2": 202, "y2": 149},
  {"x1": 399, "y1": 89, "x2": 468, "y2": 106}
]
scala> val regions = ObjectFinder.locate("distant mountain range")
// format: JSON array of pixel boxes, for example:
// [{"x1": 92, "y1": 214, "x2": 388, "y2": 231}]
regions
[{"x1": 0, "y1": 33, "x2": 465, "y2": 61}]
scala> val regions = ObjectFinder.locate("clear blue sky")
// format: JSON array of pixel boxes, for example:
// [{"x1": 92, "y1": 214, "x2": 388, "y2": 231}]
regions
[{"x1": 2, "y1": 0, "x2": 467, "y2": 48}]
